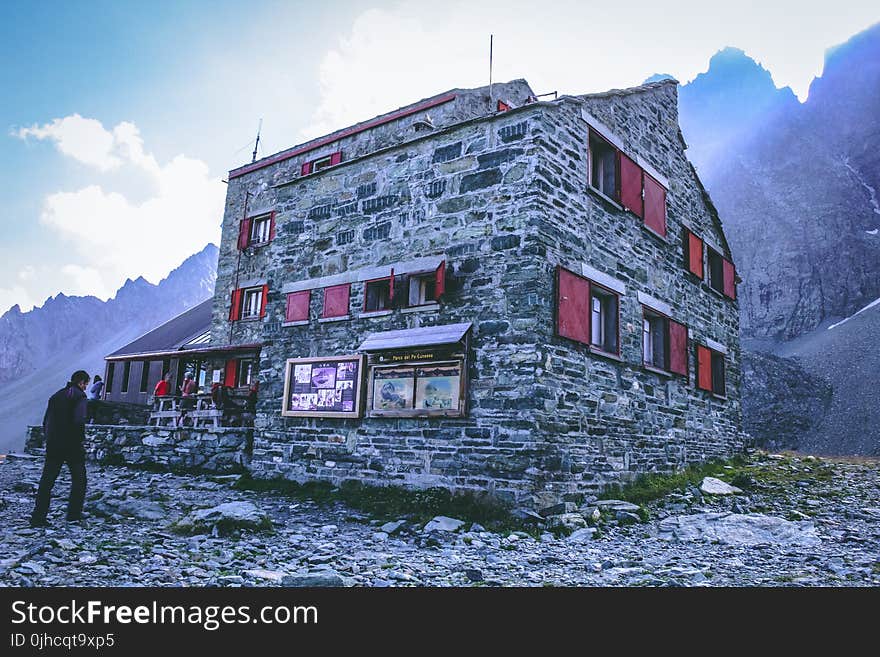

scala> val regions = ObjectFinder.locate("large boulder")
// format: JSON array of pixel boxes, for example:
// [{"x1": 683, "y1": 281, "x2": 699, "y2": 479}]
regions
[
  {"x1": 174, "y1": 501, "x2": 272, "y2": 535},
  {"x1": 422, "y1": 516, "x2": 466, "y2": 533},
  {"x1": 700, "y1": 477, "x2": 743, "y2": 496},
  {"x1": 658, "y1": 512, "x2": 820, "y2": 546}
]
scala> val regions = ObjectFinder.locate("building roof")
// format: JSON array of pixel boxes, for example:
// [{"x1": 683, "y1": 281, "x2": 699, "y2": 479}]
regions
[
  {"x1": 107, "y1": 299, "x2": 213, "y2": 358},
  {"x1": 359, "y1": 323, "x2": 472, "y2": 352}
]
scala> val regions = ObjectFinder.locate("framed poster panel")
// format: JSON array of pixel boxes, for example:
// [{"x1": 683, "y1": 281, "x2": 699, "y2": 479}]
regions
[
  {"x1": 282, "y1": 354, "x2": 364, "y2": 418},
  {"x1": 366, "y1": 359, "x2": 466, "y2": 418}
]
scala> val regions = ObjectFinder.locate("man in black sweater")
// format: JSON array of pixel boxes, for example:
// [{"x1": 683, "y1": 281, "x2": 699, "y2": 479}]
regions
[{"x1": 29, "y1": 370, "x2": 90, "y2": 527}]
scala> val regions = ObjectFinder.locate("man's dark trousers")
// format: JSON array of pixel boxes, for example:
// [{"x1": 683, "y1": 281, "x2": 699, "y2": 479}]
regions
[{"x1": 32, "y1": 451, "x2": 87, "y2": 522}]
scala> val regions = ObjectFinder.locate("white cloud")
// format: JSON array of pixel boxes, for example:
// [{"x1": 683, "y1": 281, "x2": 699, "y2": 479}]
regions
[
  {"x1": 14, "y1": 115, "x2": 223, "y2": 305},
  {"x1": 14, "y1": 114, "x2": 124, "y2": 171}
]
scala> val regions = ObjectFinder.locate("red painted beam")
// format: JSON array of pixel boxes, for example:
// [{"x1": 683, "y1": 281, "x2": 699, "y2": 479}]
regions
[{"x1": 229, "y1": 93, "x2": 457, "y2": 180}]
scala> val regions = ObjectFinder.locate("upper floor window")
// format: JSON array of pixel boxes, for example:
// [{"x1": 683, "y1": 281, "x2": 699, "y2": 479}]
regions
[
  {"x1": 556, "y1": 266, "x2": 619, "y2": 356},
  {"x1": 241, "y1": 287, "x2": 264, "y2": 319},
  {"x1": 642, "y1": 306, "x2": 689, "y2": 376},
  {"x1": 697, "y1": 344, "x2": 726, "y2": 396},
  {"x1": 406, "y1": 263, "x2": 446, "y2": 307},
  {"x1": 364, "y1": 278, "x2": 392, "y2": 312},
  {"x1": 322, "y1": 284, "x2": 350, "y2": 319},
  {"x1": 238, "y1": 212, "x2": 275, "y2": 250},
  {"x1": 229, "y1": 284, "x2": 268, "y2": 321},
  {"x1": 590, "y1": 284, "x2": 618, "y2": 355},
  {"x1": 588, "y1": 129, "x2": 618, "y2": 200},
  {"x1": 285, "y1": 290, "x2": 310, "y2": 323},
  {"x1": 251, "y1": 215, "x2": 272, "y2": 244},
  {"x1": 301, "y1": 151, "x2": 342, "y2": 176}
]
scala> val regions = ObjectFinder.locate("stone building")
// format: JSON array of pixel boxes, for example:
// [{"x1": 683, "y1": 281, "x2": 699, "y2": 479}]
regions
[{"x1": 212, "y1": 78, "x2": 746, "y2": 507}]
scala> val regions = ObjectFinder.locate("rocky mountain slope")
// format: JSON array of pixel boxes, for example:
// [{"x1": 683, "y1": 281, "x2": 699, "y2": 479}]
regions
[
  {"x1": 679, "y1": 22, "x2": 880, "y2": 340},
  {"x1": 740, "y1": 350, "x2": 832, "y2": 451},
  {"x1": 0, "y1": 244, "x2": 218, "y2": 453},
  {"x1": 773, "y1": 298, "x2": 880, "y2": 456}
]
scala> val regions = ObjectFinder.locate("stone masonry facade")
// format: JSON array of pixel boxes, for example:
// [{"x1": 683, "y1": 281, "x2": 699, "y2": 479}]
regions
[{"x1": 211, "y1": 78, "x2": 747, "y2": 508}]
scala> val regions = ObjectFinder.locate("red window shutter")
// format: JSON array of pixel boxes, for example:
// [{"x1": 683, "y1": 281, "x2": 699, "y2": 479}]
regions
[
  {"x1": 268, "y1": 211, "x2": 276, "y2": 241},
  {"x1": 322, "y1": 284, "x2": 350, "y2": 318},
  {"x1": 668, "y1": 320, "x2": 688, "y2": 376},
  {"x1": 238, "y1": 218, "x2": 251, "y2": 250},
  {"x1": 389, "y1": 268, "x2": 395, "y2": 302},
  {"x1": 229, "y1": 289, "x2": 242, "y2": 321},
  {"x1": 643, "y1": 174, "x2": 666, "y2": 236},
  {"x1": 697, "y1": 345, "x2": 712, "y2": 391},
  {"x1": 329, "y1": 151, "x2": 342, "y2": 166},
  {"x1": 687, "y1": 231, "x2": 704, "y2": 278},
  {"x1": 285, "y1": 291, "x2": 310, "y2": 322},
  {"x1": 224, "y1": 359, "x2": 238, "y2": 387},
  {"x1": 556, "y1": 267, "x2": 591, "y2": 345},
  {"x1": 259, "y1": 284, "x2": 268, "y2": 318},
  {"x1": 723, "y1": 259, "x2": 736, "y2": 299},
  {"x1": 435, "y1": 260, "x2": 446, "y2": 299},
  {"x1": 619, "y1": 153, "x2": 643, "y2": 218},
  {"x1": 301, "y1": 161, "x2": 312, "y2": 176}
]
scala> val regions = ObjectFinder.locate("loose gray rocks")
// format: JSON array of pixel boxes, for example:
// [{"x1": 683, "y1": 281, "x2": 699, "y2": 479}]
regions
[{"x1": 658, "y1": 512, "x2": 820, "y2": 546}]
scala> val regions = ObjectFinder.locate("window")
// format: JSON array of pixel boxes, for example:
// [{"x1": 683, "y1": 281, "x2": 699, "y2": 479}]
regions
[
  {"x1": 706, "y1": 247, "x2": 737, "y2": 299},
  {"x1": 685, "y1": 230, "x2": 705, "y2": 279},
  {"x1": 237, "y1": 359, "x2": 256, "y2": 387},
  {"x1": 711, "y1": 352, "x2": 726, "y2": 396},
  {"x1": 250, "y1": 215, "x2": 272, "y2": 244},
  {"x1": 556, "y1": 267, "x2": 619, "y2": 355},
  {"x1": 408, "y1": 273, "x2": 437, "y2": 306},
  {"x1": 642, "y1": 307, "x2": 689, "y2": 376},
  {"x1": 322, "y1": 284, "x2": 350, "y2": 318},
  {"x1": 643, "y1": 311, "x2": 667, "y2": 370},
  {"x1": 301, "y1": 151, "x2": 342, "y2": 176},
  {"x1": 106, "y1": 362, "x2": 115, "y2": 393},
  {"x1": 230, "y1": 285, "x2": 267, "y2": 320},
  {"x1": 707, "y1": 248, "x2": 725, "y2": 294},
  {"x1": 139, "y1": 361, "x2": 150, "y2": 393},
  {"x1": 238, "y1": 212, "x2": 275, "y2": 249},
  {"x1": 589, "y1": 130, "x2": 618, "y2": 200},
  {"x1": 121, "y1": 361, "x2": 131, "y2": 393},
  {"x1": 590, "y1": 285, "x2": 618, "y2": 354},
  {"x1": 241, "y1": 287, "x2": 263, "y2": 319},
  {"x1": 285, "y1": 290, "x2": 310, "y2": 322},
  {"x1": 587, "y1": 126, "x2": 667, "y2": 236},
  {"x1": 697, "y1": 345, "x2": 726, "y2": 396},
  {"x1": 364, "y1": 278, "x2": 392, "y2": 312}
]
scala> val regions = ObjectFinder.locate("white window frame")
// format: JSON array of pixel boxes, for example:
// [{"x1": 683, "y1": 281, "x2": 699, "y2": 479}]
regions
[
  {"x1": 250, "y1": 215, "x2": 271, "y2": 245},
  {"x1": 312, "y1": 155, "x2": 334, "y2": 173},
  {"x1": 241, "y1": 287, "x2": 263, "y2": 319}
]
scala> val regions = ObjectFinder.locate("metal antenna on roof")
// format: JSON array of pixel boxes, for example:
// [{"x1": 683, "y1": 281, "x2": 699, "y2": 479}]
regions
[
  {"x1": 251, "y1": 118, "x2": 263, "y2": 163},
  {"x1": 489, "y1": 34, "x2": 494, "y2": 108}
]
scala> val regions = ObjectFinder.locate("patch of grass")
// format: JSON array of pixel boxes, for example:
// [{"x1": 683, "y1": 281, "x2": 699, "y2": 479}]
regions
[
  {"x1": 598, "y1": 456, "x2": 748, "y2": 506},
  {"x1": 233, "y1": 474, "x2": 520, "y2": 531}
]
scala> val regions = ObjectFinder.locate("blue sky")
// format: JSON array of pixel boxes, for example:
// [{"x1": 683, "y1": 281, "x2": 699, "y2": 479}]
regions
[{"x1": 1, "y1": 0, "x2": 877, "y2": 312}]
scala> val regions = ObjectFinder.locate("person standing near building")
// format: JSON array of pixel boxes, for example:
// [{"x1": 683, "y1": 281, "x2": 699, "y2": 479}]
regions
[
  {"x1": 30, "y1": 370, "x2": 90, "y2": 527},
  {"x1": 153, "y1": 372, "x2": 172, "y2": 397},
  {"x1": 85, "y1": 374, "x2": 103, "y2": 424},
  {"x1": 87, "y1": 375, "x2": 104, "y2": 400}
]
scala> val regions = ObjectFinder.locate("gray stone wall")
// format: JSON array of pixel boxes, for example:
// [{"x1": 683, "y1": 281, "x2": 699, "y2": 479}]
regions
[
  {"x1": 25, "y1": 425, "x2": 251, "y2": 473},
  {"x1": 209, "y1": 80, "x2": 746, "y2": 507}
]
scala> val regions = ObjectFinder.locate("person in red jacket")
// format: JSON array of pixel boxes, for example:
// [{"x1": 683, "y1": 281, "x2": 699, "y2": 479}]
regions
[{"x1": 153, "y1": 372, "x2": 172, "y2": 397}]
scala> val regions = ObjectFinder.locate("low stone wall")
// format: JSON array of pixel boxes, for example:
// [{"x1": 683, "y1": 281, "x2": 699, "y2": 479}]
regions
[
  {"x1": 25, "y1": 425, "x2": 252, "y2": 474},
  {"x1": 89, "y1": 400, "x2": 151, "y2": 426}
]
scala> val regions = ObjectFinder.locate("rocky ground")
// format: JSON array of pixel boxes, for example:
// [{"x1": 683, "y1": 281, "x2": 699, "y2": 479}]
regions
[{"x1": 1, "y1": 451, "x2": 878, "y2": 587}]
